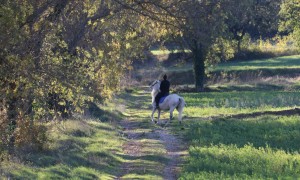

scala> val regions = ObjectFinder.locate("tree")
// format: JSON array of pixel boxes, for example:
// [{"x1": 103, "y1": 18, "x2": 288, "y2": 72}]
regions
[
  {"x1": 126, "y1": 0, "x2": 282, "y2": 91},
  {"x1": 117, "y1": 0, "x2": 229, "y2": 91},
  {"x1": 226, "y1": 0, "x2": 282, "y2": 54},
  {"x1": 279, "y1": 0, "x2": 300, "y2": 48},
  {"x1": 176, "y1": 1, "x2": 229, "y2": 91},
  {"x1": 0, "y1": 0, "x2": 158, "y2": 151}
]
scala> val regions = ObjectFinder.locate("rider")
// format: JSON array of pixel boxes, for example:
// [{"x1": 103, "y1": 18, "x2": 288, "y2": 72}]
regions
[{"x1": 155, "y1": 74, "x2": 170, "y2": 109}]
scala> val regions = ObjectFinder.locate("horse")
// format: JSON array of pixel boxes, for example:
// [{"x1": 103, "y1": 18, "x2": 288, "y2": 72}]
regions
[{"x1": 150, "y1": 80, "x2": 185, "y2": 125}]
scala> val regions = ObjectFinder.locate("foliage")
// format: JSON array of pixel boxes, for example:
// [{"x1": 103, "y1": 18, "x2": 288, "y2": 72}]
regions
[
  {"x1": 0, "y1": 0, "x2": 159, "y2": 152},
  {"x1": 234, "y1": 34, "x2": 299, "y2": 60},
  {"x1": 279, "y1": 0, "x2": 300, "y2": 48}
]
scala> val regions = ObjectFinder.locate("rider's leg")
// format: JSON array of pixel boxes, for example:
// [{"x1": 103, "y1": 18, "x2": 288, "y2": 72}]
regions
[{"x1": 155, "y1": 93, "x2": 162, "y2": 108}]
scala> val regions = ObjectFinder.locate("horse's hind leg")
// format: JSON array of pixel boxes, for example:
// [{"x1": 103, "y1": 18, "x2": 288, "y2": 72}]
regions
[
  {"x1": 151, "y1": 107, "x2": 156, "y2": 123},
  {"x1": 165, "y1": 106, "x2": 176, "y2": 127},
  {"x1": 177, "y1": 106, "x2": 183, "y2": 124},
  {"x1": 157, "y1": 109, "x2": 161, "y2": 124}
]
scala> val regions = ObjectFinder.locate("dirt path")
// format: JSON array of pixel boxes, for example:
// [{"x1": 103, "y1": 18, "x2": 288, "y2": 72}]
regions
[{"x1": 117, "y1": 119, "x2": 187, "y2": 180}]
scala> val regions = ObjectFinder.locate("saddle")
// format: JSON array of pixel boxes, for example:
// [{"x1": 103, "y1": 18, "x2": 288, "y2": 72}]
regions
[{"x1": 159, "y1": 95, "x2": 168, "y2": 104}]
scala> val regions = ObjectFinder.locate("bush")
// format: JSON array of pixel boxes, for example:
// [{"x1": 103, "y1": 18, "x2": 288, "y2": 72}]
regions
[
  {"x1": 14, "y1": 116, "x2": 47, "y2": 151},
  {"x1": 235, "y1": 35, "x2": 299, "y2": 61}
]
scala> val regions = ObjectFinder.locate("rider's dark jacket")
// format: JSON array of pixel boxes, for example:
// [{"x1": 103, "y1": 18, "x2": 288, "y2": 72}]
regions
[{"x1": 159, "y1": 79, "x2": 170, "y2": 96}]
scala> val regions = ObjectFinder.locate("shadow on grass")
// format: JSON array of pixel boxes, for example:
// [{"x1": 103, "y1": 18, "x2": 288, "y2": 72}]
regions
[
  {"x1": 206, "y1": 83, "x2": 285, "y2": 92},
  {"x1": 85, "y1": 101, "x2": 123, "y2": 122},
  {"x1": 9, "y1": 125, "x2": 123, "y2": 179}
]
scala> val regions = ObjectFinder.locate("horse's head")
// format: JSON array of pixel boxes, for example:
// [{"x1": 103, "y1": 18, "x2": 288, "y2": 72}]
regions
[{"x1": 150, "y1": 80, "x2": 160, "y2": 91}]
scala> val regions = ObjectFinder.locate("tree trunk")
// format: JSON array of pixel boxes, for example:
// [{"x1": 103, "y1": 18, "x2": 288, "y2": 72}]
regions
[
  {"x1": 192, "y1": 42, "x2": 205, "y2": 92},
  {"x1": 236, "y1": 31, "x2": 245, "y2": 55},
  {"x1": 7, "y1": 96, "x2": 17, "y2": 154}
]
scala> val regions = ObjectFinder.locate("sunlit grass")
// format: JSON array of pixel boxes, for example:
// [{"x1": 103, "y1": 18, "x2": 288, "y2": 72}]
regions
[
  {"x1": 122, "y1": 173, "x2": 163, "y2": 180},
  {"x1": 181, "y1": 144, "x2": 300, "y2": 179},
  {"x1": 213, "y1": 55, "x2": 300, "y2": 71},
  {"x1": 180, "y1": 115, "x2": 300, "y2": 179},
  {"x1": 182, "y1": 91, "x2": 300, "y2": 118}
]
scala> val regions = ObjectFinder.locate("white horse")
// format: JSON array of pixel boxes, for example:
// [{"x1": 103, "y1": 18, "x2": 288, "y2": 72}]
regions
[{"x1": 150, "y1": 80, "x2": 185, "y2": 125}]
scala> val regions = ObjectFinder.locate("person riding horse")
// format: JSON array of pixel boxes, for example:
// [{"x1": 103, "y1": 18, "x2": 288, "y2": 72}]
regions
[{"x1": 155, "y1": 74, "x2": 170, "y2": 109}]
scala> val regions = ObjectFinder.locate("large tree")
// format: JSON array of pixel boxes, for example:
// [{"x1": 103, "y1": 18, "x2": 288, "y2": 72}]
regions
[
  {"x1": 124, "y1": 0, "x2": 282, "y2": 91},
  {"x1": 0, "y1": 0, "x2": 158, "y2": 151},
  {"x1": 115, "y1": 0, "x2": 229, "y2": 91}
]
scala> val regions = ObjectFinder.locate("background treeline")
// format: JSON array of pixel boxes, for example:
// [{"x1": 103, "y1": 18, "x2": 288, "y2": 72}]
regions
[{"x1": 0, "y1": 0, "x2": 299, "y2": 156}]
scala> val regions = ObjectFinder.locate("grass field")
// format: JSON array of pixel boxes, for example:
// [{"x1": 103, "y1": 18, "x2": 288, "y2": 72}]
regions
[
  {"x1": 1, "y1": 119, "x2": 125, "y2": 179},
  {"x1": 172, "y1": 55, "x2": 300, "y2": 179},
  {"x1": 213, "y1": 55, "x2": 300, "y2": 71},
  {"x1": 179, "y1": 115, "x2": 300, "y2": 179},
  {"x1": 182, "y1": 91, "x2": 300, "y2": 117},
  {"x1": 1, "y1": 55, "x2": 300, "y2": 179},
  {"x1": 119, "y1": 79, "x2": 300, "y2": 179},
  {"x1": 173, "y1": 89, "x2": 300, "y2": 179}
]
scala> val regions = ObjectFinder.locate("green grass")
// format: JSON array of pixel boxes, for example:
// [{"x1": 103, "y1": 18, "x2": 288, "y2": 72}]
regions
[
  {"x1": 149, "y1": 54, "x2": 300, "y2": 179},
  {"x1": 180, "y1": 144, "x2": 300, "y2": 179},
  {"x1": 213, "y1": 55, "x2": 300, "y2": 72},
  {"x1": 182, "y1": 91, "x2": 300, "y2": 117},
  {"x1": 2, "y1": 54, "x2": 300, "y2": 179},
  {"x1": 177, "y1": 87, "x2": 300, "y2": 179},
  {"x1": 1, "y1": 119, "x2": 125, "y2": 179},
  {"x1": 179, "y1": 115, "x2": 300, "y2": 179},
  {"x1": 118, "y1": 85, "x2": 300, "y2": 179}
]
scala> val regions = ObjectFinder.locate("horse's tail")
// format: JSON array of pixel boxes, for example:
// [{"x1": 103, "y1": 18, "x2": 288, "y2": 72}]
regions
[
  {"x1": 177, "y1": 97, "x2": 185, "y2": 122},
  {"x1": 177, "y1": 97, "x2": 186, "y2": 110}
]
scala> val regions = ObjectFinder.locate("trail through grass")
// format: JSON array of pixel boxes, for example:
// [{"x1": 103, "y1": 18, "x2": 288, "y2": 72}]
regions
[{"x1": 116, "y1": 89, "x2": 187, "y2": 179}]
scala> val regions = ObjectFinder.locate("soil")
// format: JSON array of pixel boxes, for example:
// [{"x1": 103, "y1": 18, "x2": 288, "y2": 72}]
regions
[{"x1": 117, "y1": 119, "x2": 187, "y2": 180}]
